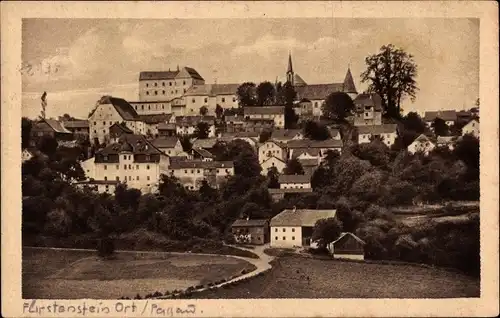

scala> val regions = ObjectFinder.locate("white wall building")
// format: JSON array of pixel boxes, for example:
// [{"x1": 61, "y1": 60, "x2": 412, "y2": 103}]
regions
[
  {"x1": 258, "y1": 141, "x2": 287, "y2": 164},
  {"x1": 184, "y1": 83, "x2": 240, "y2": 115},
  {"x1": 168, "y1": 159, "x2": 234, "y2": 190},
  {"x1": 151, "y1": 137, "x2": 184, "y2": 156},
  {"x1": 175, "y1": 116, "x2": 216, "y2": 137},
  {"x1": 278, "y1": 174, "x2": 311, "y2": 189},
  {"x1": 260, "y1": 156, "x2": 286, "y2": 175},
  {"x1": 357, "y1": 124, "x2": 398, "y2": 147},
  {"x1": 407, "y1": 134, "x2": 436, "y2": 155},
  {"x1": 243, "y1": 106, "x2": 285, "y2": 129},
  {"x1": 462, "y1": 118, "x2": 480, "y2": 138}
]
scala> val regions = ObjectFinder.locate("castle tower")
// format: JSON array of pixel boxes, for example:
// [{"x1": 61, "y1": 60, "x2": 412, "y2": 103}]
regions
[{"x1": 286, "y1": 52, "x2": 294, "y2": 85}]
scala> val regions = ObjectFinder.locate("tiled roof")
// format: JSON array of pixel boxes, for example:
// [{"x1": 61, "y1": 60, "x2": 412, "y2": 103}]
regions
[
  {"x1": 244, "y1": 106, "x2": 285, "y2": 115},
  {"x1": 354, "y1": 93, "x2": 383, "y2": 111},
  {"x1": 279, "y1": 174, "x2": 311, "y2": 184},
  {"x1": 225, "y1": 115, "x2": 245, "y2": 123},
  {"x1": 110, "y1": 122, "x2": 133, "y2": 134},
  {"x1": 293, "y1": 73, "x2": 307, "y2": 86},
  {"x1": 183, "y1": 67, "x2": 205, "y2": 81},
  {"x1": 357, "y1": 124, "x2": 398, "y2": 135},
  {"x1": 343, "y1": 68, "x2": 357, "y2": 93},
  {"x1": 212, "y1": 84, "x2": 240, "y2": 95},
  {"x1": 43, "y1": 119, "x2": 72, "y2": 134},
  {"x1": 268, "y1": 188, "x2": 313, "y2": 194},
  {"x1": 221, "y1": 131, "x2": 260, "y2": 139},
  {"x1": 298, "y1": 158, "x2": 319, "y2": 167},
  {"x1": 192, "y1": 147, "x2": 214, "y2": 158},
  {"x1": 270, "y1": 209, "x2": 337, "y2": 227},
  {"x1": 271, "y1": 129, "x2": 302, "y2": 139},
  {"x1": 62, "y1": 120, "x2": 89, "y2": 129},
  {"x1": 151, "y1": 137, "x2": 179, "y2": 148},
  {"x1": 192, "y1": 138, "x2": 219, "y2": 149},
  {"x1": 259, "y1": 140, "x2": 286, "y2": 149},
  {"x1": 139, "y1": 113, "x2": 173, "y2": 124},
  {"x1": 424, "y1": 110, "x2": 457, "y2": 122},
  {"x1": 140, "y1": 70, "x2": 179, "y2": 80},
  {"x1": 169, "y1": 159, "x2": 233, "y2": 169},
  {"x1": 158, "y1": 123, "x2": 176, "y2": 130},
  {"x1": 91, "y1": 96, "x2": 140, "y2": 120},
  {"x1": 262, "y1": 156, "x2": 286, "y2": 164},
  {"x1": 332, "y1": 232, "x2": 366, "y2": 245},
  {"x1": 176, "y1": 116, "x2": 215, "y2": 126},
  {"x1": 291, "y1": 148, "x2": 321, "y2": 159},
  {"x1": 232, "y1": 219, "x2": 269, "y2": 227},
  {"x1": 412, "y1": 134, "x2": 433, "y2": 144},
  {"x1": 295, "y1": 83, "x2": 344, "y2": 100},
  {"x1": 287, "y1": 139, "x2": 343, "y2": 149},
  {"x1": 98, "y1": 134, "x2": 163, "y2": 155}
]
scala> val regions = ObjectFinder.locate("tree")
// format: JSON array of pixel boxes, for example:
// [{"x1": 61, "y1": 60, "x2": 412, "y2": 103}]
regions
[
  {"x1": 361, "y1": 44, "x2": 418, "y2": 118},
  {"x1": 284, "y1": 158, "x2": 304, "y2": 175},
  {"x1": 259, "y1": 130, "x2": 272, "y2": 143},
  {"x1": 277, "y1": 81, "x2": 297, "y2": 106},
  {"x1": 22, "y1": 117, "x2": 33, "y2": 149},
  {"x1": 199, "y1": 106, "x2": 208, "y2": 116},
  {"x1": 285, "y1": 105, "x2": 299, "y2": 129},
  {"x1": 179, "y1": 135, "x2": 192, "y2": 152},
  {"x1": 194, "y1": 122, "x2": 210, "y2": 139},
  {"x1": 256, "y1": 81, "x2": 276, "y2": 106},
  {"x1": 431, "y1": 118, "x2": 449, "y2": 136},
  {"x1": 303, "y1": 120, "x2": 330, "y2": 141},
  {"x1": 267, "y1": 166, "x2": 280, "y2": 188},
  {"x1": 37, "y1": 135, "x2": 58, "y2": 158},
  {"x1": 322, "y1": 92, "x2": 355, "y2": 121},
  {"x1": 311, "y1": 166, "x2": 331, "y2": 189},
  {"x1": 453, "y1": 134, "x2": 479, "y2": 179},
  {"x1": 215, "y1": 104, "x2": 224, "y2": 119},
  {"x1": 236, "y1": 82, "x2": 257, "y2": 107},
  {"x1": 311, "y1": 217, "x2": 342, "y2": 249},
  {"x1": 234, "y1": 150, "x2": 261, "y2": 178},
  {"x1": 403, "y1": 112, "x2": 426, "y2": 133}
]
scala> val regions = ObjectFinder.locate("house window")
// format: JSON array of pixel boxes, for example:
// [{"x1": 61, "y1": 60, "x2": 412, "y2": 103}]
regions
[
  {"x1": 136, "y1": 165, "x2": 139, "y2": 169},
  {"x1": 183, "y1": 81, "x2": 186, "y2": 85},
  {"x1": 128, "y1": 164, "x2": 132, "y2": 169},
  {"x1": 149, "y1": 105, "x2": 151, "y2": 110},
  {"x1": 147, "y1": 165, "x2": 150, "y2": 170},
  {"x1": 155, "y1": 91, "x2": 158, "y2": 95},
  {"x1": 222, "y1": 97, "x2": 225, "y2": 102},
  {"x1": 104, "y1": 165, "x2": 107, "y2": 170},
  {"x1": 275, "y1": 228, "x2": 278, "y2": 232},
  {"x1": 184, "y1": 170, "x2": 188, "y2": 173},
  {"x1": 104, "y1": 176, "x2": 107, "y2": 181},
  {"x1": 146, "y1": 92, "x2": 149, "y2": 95},
  {"x1": 162, "y1": 82, "x2": 165, "y2": 86},
  {"x1": 116, "y1": 165, "x2": 119, "y2": 169},
  {"x1": 163, "y1": 90, "x2": 165, "y2": 95},
  {"x1": 292, "y1": 228, "x2": 295, "y2": 232},
  {"x1": 275, "y1": 236, "x2": 278, "y2": 240},
  {"x1": 169, "y1": 82, "x2": 172, "y2": 86},
  {"x1": 154, "y1": 82, "x2": 157, "y2": 87},
  {"x1": 137, "y1": 176, "x2": 139, "y2": 180},
  {"x1": 184, "y1": 89, "x2": 187, "y2": 93},
  {"x1": 116, "y1": 176, "x2": 119, "y2": 181},
  {"x1": 283, "y1": 228, "x2": 286, "y2": 232},
  {"x1": 147, "y1": 176, "x2": 150, "y2": 181},
  {"x1": 192, "y1": 98, "x2": 195, "y2": 103},
  {"x1": 283, "y1": 236, "x2": 286, "y2": 240},
  {"x1": 129, "y1": 176, "x2": 132, "y2": 181},
  {"x1": 197, "y1": 169, "x2": 200, "y2": 173},
  {"x1": 142, "y1": 105, "x2": 144, "y2": 110},
  {"x1": 146, "y1": 83, "x2": 149, "y2": 87},
  {"x1": 292, "y1": 236, "x2": 295, "y2": 240},
  {"x1": 204, "y1": 98, "x2": 208, "y2": 103},
  {"x1": 94, "y1": 121, "x2": 97, "y2": 125},
  {"x1": 233, "y1": 97, "x2": 236, "y2": 102},
  {"x1": 124, "y1": 165, "x2": 127, "y2": 170}
]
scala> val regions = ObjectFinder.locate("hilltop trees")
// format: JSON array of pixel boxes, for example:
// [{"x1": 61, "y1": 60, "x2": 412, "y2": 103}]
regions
[
  {"x1": 311, "y1": 217, "x2": 342, "y2": 249},
  {"x1": 256, "y1": 81, "x2": 276, "y2": 106},
  {"x1": 361, "y1": 44, "x2": 418, "y2": 118},
  {"x1": 236, "y1": 82, "x2": 257, "y2": 107},
  {"x1": 322, "y1": 92, "x2": 355, "y2": 121},
  {"x1": 431, "y1": 118, "x2": 449, "y2": 136}
]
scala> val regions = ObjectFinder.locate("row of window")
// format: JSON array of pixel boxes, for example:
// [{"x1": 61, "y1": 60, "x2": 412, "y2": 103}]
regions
[
  {"x1": 134, "y1": 104, "x2": 167, "y2": 111},
  {"x1": 146, "y1": 89, "x2": 187, "y2": 96},
  {"x1": 190, "y1": 97, "x2": 236, "y2": 103},
  {"x1": 104, "y1": 164, "x2": 151, "y2": 170},
  {"x1": 145, "y1": 81, "x2": 187, "y2": 87},
  {"x1": 275, "y1": 228, "x2": 295, "y2": 232},
  {"x1": 171, "y1": 168, "x2": 231, "y2": 174},
  {"x1": 275, "y1": 236, "x2": 296, "y2": 240},
  {"x1": 103, "y1": 175, "x2": 151, "y2": 181}
]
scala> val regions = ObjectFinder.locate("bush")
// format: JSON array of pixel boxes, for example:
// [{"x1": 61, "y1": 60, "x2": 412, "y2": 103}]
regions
[{"x1": 97, "y1": 237, "x2": 115, "y2": 258}]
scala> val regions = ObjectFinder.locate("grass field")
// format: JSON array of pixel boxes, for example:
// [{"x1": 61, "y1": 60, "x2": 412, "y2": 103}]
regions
[
  {"x1": 22, "y1": 247, "x2": 256, "y2": 299},
  {"x1": 195, "y1": 255, "x2": 480, "y2": 298}
]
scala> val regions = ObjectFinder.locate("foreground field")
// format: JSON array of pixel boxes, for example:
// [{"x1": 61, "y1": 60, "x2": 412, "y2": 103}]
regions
[
  {"x1": 195, "y1": 255, "x2": 480, "y2": 298},
  {"x1": 22, "y1": 247, "x2": 256, "y2": 299}
]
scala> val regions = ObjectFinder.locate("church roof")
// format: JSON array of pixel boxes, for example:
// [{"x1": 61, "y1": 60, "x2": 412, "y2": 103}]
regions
[
  {"x1": 343, "y1": 68, "x2": 357, "y2": 93},
  {"x1": 185, "y1": 83, "x2": 239, "y2": 96},
  {"x1": 293, "y1": 73, "x2": 307, "y2": 86},
  {"x1": 287, "y1": 52, "x2": 293, "y2": 73},
  {"x1": 295, "y1": 84, "x2": 344, "y2": 100}
]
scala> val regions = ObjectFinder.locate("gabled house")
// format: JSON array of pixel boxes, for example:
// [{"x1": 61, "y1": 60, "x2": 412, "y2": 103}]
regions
[
  {"x1": 278, "y1": 174, "x2": 311, "y2": 190},
  {"x1": 225, "y1": 115, "x2": 246, "y2": 133},
  {"x1": 175, "y1": 115, "x2": 216, "y2": 137},
  {"x1": 139, "y1": 113, "x2": 174, "y2": 137},
  {"x1": 191, "y1": 137, "x2": 219, "y2": 152},
  {"x1": 271, "y1": 129, "x2": 304, "y2": 144},
  {"x1": 298, "y1": 158, "x2": 320, "y2": 175},
  {"x1": 151, "y1": 136, "x2": 183, "y2": 156},
  {"x1": 157, "y1": 123, "x2": 177, "y2": 137},
  {"x1": 62, "y1": 120, "x2": 89, "y2": 136},
  {"x1": 327, "y1": 232, "x2": 366, "y2": 260},
  {"x1": 258, "y1": 140, "x2": 287, "y2": 163},
  {"x1": 243, "y1": 106, "x2": 285, "y2": 129},
  {"x1": 353, "y1": 93, "x2": 383, "y2": 126},
  {"x1": 184, "y1": 83, "x2": 240, "y2": 115},
  {"x1": 357, "y1": 124, "x2": 398, "y2": 147},
  {"x1": 424, "y1": 110, "x2": 457, "y2": 127},
  {"x1": 243, "y1": 118, "x2": 275, "y2": 133},
  {"x1": 287, "y1": 139, "x2": 343, "y2": 160},
  {"x1": 260, "y1": 156, "x2": 287, "y2": 176},
  {"x1": 270, "y1": 208, "x2": 337, "y2": 248},
  {"x1": 231, "y1": 219, "x2": 269, "y2": 245},
  {"x1": 190, "y1": 147, "x2": 214, "y2": 162},
  {"x1": 31, "y1": 118, "x2": 73, "y2": 141},
  {"x1": 220, "y1": 132, "x2": 260, "y2": 149},
  {"x1": 407, "y1": 134, "x2": 436, "y2": 155},
  {"x1": 462, "y1": 118, "x2": 480, "y2": 138},
  {"x1": 109, "y1": 122, "x2": 134, "y2": 142}
]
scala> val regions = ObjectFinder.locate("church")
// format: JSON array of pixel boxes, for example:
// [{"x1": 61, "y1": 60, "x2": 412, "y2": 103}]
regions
[{"x1": 285, "y1": 53, "x2": 358, "y2": 117}]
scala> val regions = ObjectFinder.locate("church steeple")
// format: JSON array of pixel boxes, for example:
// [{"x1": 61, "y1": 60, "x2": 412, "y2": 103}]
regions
[
  {"x1": 343, "y1": 66, "x2": 357, "y2": 94},
  {"x1": 286, "y1": 52, "x2": 294, "y2": 85}
]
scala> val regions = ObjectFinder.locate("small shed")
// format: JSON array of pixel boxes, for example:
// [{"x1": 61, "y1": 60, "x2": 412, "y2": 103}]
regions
[
  {"x1": 327, "y1": 232, "x2": 366, "y2": 260},
  {"x1": 231, "y1": 219, "x2": 269, "y2": 245}
]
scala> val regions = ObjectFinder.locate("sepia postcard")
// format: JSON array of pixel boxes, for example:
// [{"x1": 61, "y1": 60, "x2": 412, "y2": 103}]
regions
[{"x1": 1, "y1": 1, "x2": 499, "y2": 317}]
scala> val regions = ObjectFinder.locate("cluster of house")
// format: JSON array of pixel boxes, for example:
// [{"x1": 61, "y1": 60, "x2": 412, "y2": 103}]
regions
[
  {"x1": 230, "y1": 208, "x2": 366, "y2": 260},
  {"x1": 24, "y1": 54, "x2": 480, "y2": 194}
]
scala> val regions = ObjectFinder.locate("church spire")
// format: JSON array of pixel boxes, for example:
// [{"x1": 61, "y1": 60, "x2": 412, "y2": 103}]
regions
[
  {"x1": 286, "y1": 52, "x2": 294, "y2": 85},
  {"x1": 343, "y1": 66, "x2": 357, "y2": 94}
]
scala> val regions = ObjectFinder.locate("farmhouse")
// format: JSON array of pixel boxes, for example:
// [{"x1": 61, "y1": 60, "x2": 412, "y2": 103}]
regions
[
  {"x1": 357, "y1": 124, "x2": 398, "y2": 147},
  {"x1": 407, "y1": 134, "x2": 436, "y2": 155},
  {"x1": 270, "y1": 208, "x2": 337, "y2": 248},
  {"x1": 278, "y1": 174, "x2": 311, "y2": 189},
  {"x1": 231, "y1": 219, "x2": 269, "y2": 245},
  {"x1": 31, "y1": 118, "x2": 73, "y2": 141},
  {"x1": 175, "y1": 116, "x2": 216, "y2": 137},
  {"x1": 327, "y1": 232, "x2": 366, "y2": 260},
  {"x1": 462, "y1": 118, "x2": 480, "y2": 138},
  {"x1": 190, "y1": 147, "x2": 214, "y2": 161},
  {"x1": 287, "y1": 139, "x2": 343, "y2": 160}
]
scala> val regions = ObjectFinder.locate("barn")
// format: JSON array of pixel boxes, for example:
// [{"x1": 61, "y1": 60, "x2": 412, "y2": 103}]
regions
[
  {"x1": 327, "y1": 232, "x2": 366, "y2": 260},
  {"x1": 231, "y1": 219, "x2": 269, "y2": 245}
]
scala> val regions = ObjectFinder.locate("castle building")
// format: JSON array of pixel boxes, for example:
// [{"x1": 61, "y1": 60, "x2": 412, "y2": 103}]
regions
[{"x1": 285, "y1": 53, "x2": 358, "y2": 117}]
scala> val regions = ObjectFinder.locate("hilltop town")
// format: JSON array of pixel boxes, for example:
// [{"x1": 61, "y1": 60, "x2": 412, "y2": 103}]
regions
[{"x1": 22, "y1": 47, "x2": 480, "y2": 299}]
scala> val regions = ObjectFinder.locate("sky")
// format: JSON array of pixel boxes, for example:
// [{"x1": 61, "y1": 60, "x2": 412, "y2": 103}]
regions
[{"x1": 22, "y1": 18, "x2": 479, "y2": 119}]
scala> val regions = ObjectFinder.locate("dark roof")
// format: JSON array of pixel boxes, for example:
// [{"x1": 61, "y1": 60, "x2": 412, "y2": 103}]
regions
[
  {"x1": 342, "y1": 68, "x2": 357, "y2": 93},
  {"x1": 192, "y1": 147, "x2": 214, "y2": 158},
  {"x1": 176, "y1": 116, "x2": 215, "y2": 126},
  {"x1": 62, "y1": 120, "x2": 89, "y2": 129},
  {"x1": 183, "y1": 67, "x2": 205, "y2": 81},
  {"x1": 139, "y1": 113, "x2": 173, "y2": 124},
  {"x1": 279, "y1": 174, "x2": 311, "y2": 184},
  {"x1": 192, "y1": 138, "x2": 219, "y2": 149},
  {"x1": 424, "y1": 110, "x2": 457, "y2": 122},
  {"x1": 287, "y1": 139, "x2": 343, "y2": 149},
  {"x1": 185, "y1": 83, "x2": 240, "y2": 96},
  {"x1": 139, "y1": 70, "x2": 179, "y2": 80},
  {"x1": 151, "y1": 137, "x2": 179, "y2": 148},
  {"x1": 298, "y1": 158, "x2": 319, "y2": 167},
  {"x1": 270, "y1": 209, "x2": 337, "y2": 227},
  {"x1": 221, "y1": 131, "x2": 260, "y2": 139},
  {"x1": 225, "y1": 115, "x2": 245, "y2": 123},
  {"x1": 158, "y1": 123, "x2": 177, "y2": 130},
  {"x1": 42, "y1": 119, "x2": 72, "y2": 134},
  {"x1": 169, "y1": 160, "x2": 233, "y2": 169},
  {"x1": 354, "y1": 93, "x2": 383, "y2": 111},
  {"x1": 271, "y1": 129, "x2": 303, "y2": 140},
  {"x1": 91, "y1": 96, "x2": 140, "y2": 120},
  {"x1": 332, "y1": 232, "x2": 366, "y2": 245},
  {"x1": 357, "y1": 124, "x2": 398, "y2": 135},
  {"x1": 291, "y1": 148, "x2": 321, "y2": 159},
  {"x1": 412, "y1": 134, "x2": 434, "y2": 144},
  {"x1": 268, "y1": 188, "x2": 313, "y2": 194},
  {"x1": 295, "y1": 84, "x2": 344, "y2": 100},
  {"x1": 293, "y1": 73, "x2": 307, "y2": 86},
  {"x1": 110, "y1": 122, "x2": 133, "y2": 134},
  {"x1": 98, "y1": 134, "x2": 163, "y2": 155},
  {"x1": 244, "y1": 106, "x2": 285, "y2": 115},
  {"x1": 232, "y1": 219, "x2": 268, "y2": 227}
]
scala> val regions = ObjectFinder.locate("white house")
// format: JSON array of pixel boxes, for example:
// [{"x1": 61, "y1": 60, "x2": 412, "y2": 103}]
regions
[
  {"x1": 81, "y1": 156, "x2": 96, "y2": 180},
  {"x1": 168, "y1": 159, "x2": 234, "y2": 190},
  {"x1": 22, "y1": 149, "x2": 34, "y2": 163},
  {"x1": 151, "y1": 137, "x2": 183, "y2": 156},
  {"x1": 88, "y1": 134, "x2": 170, "y2": 193},
  {"x1": 271, "y1": 129, "x2": 304, "y2": 144},
  {"x1": 74, "y1": 180, "x2": 120, "y2": 195},
  {"x1": 175, "y1": 116, "x2": 216, "y2": 137},
  {"x1": 258, "y1": 140, "x2": 287, "y2": 164},
  {"x1": 260, "y1": 156, "x2": 286, "y2": 175},
  {"x1": 287, "y1": 139, "x2": 343, "y2": 160},
  {"x1": 243, "y1": 106, "x2": 285, "y2": 129},
  {"x1": 353, "y1": 93, "x2": 383, "y2": 126},
  {"x1": 407, "y1": 134, "x2": 436, "y2": 155},
  {"x1": 357, "y1": 124, "x2": 398, "y2": 147},
  {"x1": 88, "y1": 96, "x2": 145, "y2": 144},
  {"x1": 462, "y1": 118, "x2": 480, "y2": 138},
  {"x1": 184, "y1": 83, "x2": 240, "y2": 115},
  {"x1": 270, "y1": 209, "x2": 337, "y2": 248},
  {"x1": 278, "y1": 174, "x2": 311, "y2": 189}
]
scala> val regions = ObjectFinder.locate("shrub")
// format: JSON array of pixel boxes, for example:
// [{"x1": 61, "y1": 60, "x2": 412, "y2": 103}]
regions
[{"x1": 97, "y1": 237, "x2": 115, "y2": 258}]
